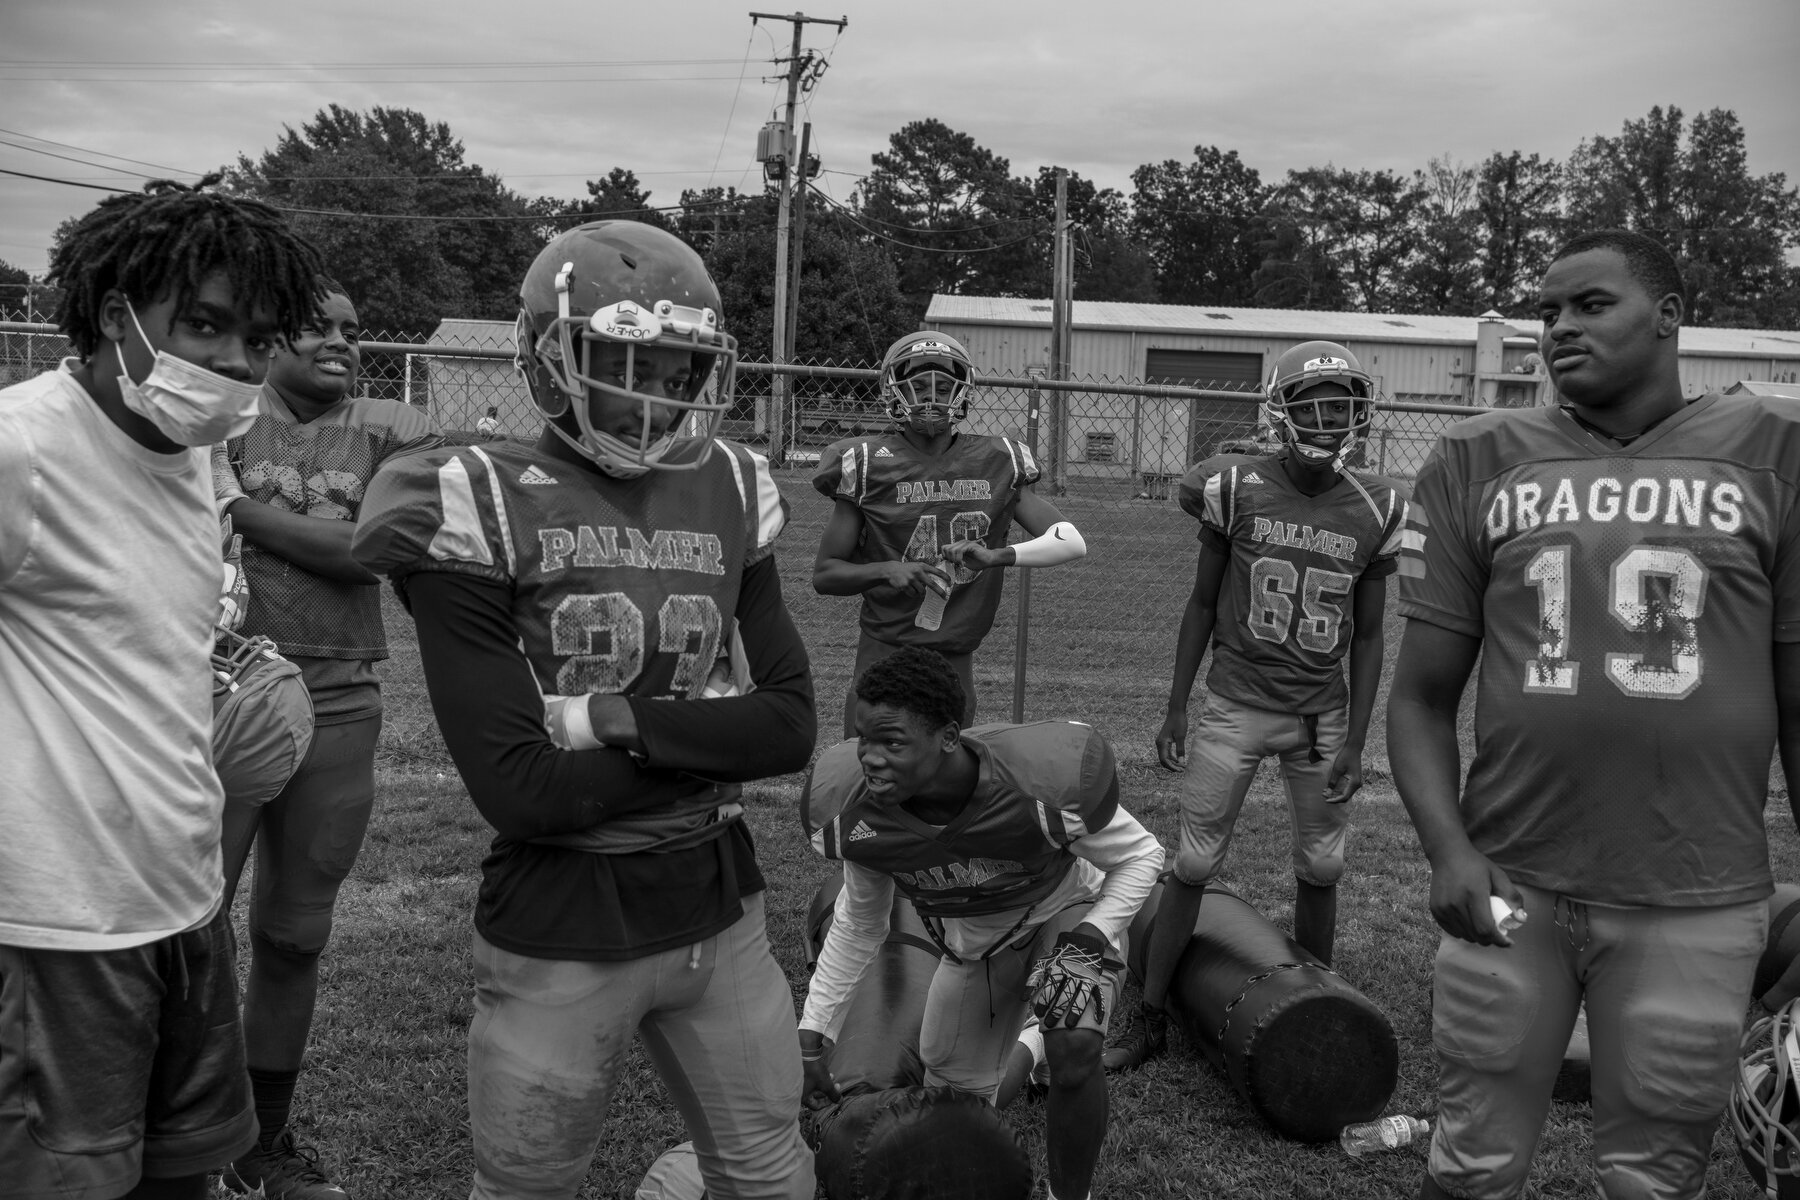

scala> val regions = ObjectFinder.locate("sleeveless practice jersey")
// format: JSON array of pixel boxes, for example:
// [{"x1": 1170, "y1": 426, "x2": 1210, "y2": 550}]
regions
[
  {"x1": 813, "y1": 432, "x2": 1041, "y2": 654},
  {"x1": 1179, "y1": 454, "x2": 1408, "y2": 714},
  {"x1": 220, "y1": 390, "x2": 442, "y2": 660},
  {"x1": 354, "y1": 437, "x2": 787, "y2": 845},
  {"x1": 1398, "y1": 396, "x2": 1800, "y2": 906},
  {"x1": 802, "y1": 721, "x2": 1119, "y2": 918}
]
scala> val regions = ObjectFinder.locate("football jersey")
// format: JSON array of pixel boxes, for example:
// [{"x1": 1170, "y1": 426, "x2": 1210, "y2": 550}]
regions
[
  {"x1": 1398, "y1": 396, "x2": 1800, "y2": 906},
  {"x1": 802, "y1": 721, "x2": 1119, "y2": 919},
  {"x1": 1179, "y1": 454, "x2": 1408, "y2": 714},
  {"x1": 354, "y1": 437, "x2": 787, "y2": 849},
  {"x1": 221, "y1": 390, "x2": 442, "y2": 663},
  {"x1": 812, "y1": 432, "x2": 1041, "y2": 655}
]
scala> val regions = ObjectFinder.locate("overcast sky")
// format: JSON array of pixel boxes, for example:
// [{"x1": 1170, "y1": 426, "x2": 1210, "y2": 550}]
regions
[{"x1": 3, "y1": 0, "x2": 1797, "y2": 280}]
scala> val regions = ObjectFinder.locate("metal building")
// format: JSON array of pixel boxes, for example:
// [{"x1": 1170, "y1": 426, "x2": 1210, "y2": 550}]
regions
[{"x1": 923, "y1": 295, "x2": 1800, "y2": 479}]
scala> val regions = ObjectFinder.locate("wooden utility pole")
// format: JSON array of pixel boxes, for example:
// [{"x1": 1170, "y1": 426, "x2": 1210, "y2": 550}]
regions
[{"x1": 751, "y1": 10, "x2": 845, "y2": 466}]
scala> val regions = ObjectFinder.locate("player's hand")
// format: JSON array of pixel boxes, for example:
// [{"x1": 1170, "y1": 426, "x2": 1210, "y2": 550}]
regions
[
  {"x1": 941, "y1": 539, "x2": 1005, "y2": 571},
  {"x1": 1156, "y1": 708, "x2": 1188, "y2": 771},
  {"x1": 875, "y1": 560, "x2": 950, "y2": 597},
  {"x1": 1323, "y1": 744, "x2": 1363, "y2": 804},
  {"x1": 1027, "y1": 925, "x2": 1119, "y2": 1029},
  {"x1": 1429, "y1": 843, "x2": 1523, "y2": 948},
  {"x1": 800, "y1": 1036, "x2": 842, "y2": 1110}
]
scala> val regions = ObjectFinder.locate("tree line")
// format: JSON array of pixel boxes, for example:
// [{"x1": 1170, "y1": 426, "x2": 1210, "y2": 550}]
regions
[{"x1": 7, "y1": 102, "x2": 1796, "y2": 350}]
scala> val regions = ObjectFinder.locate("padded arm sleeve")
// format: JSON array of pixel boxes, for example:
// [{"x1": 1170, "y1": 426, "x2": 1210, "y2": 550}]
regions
[
  {"x1": 1068, "y1": 806, "x2": 1164, "y2": 954},
  {"x1": 1010, "y1": 521, "x2": 1086, "y2": 568},
  {"x1": 800, "y1": 861, "x2": 895, "y2": 1040}
]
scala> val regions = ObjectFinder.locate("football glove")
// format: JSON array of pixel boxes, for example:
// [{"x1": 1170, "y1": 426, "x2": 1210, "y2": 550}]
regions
[{"x1": 1027, "y1": 929, "x2": 1120, "y2": 1029}]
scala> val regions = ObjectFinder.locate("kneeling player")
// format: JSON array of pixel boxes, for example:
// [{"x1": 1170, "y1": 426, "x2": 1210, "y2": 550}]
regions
[
  {"x1": 800, "y1": 648, "x2": 1161, "y2": 1200},
  {"x1": 1113, "y1": 342, "x2": 1407, "y2": 1070},
  {"x1": 354, "y1": 222, "x2": 816, "y2": 1200}
]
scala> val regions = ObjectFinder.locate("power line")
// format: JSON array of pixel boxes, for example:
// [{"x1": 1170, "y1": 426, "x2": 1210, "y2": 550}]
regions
[
  {"x1": 0, "y1": 125, "x2": 195, "y2": 175},
  {"x1": 0, "y1": 166, "x2": 128, "y2": 192},
  {"x1": 0, "y1": 58, "x2": 746, "y2": 68},
  {"x1": 0, "y1": 136, "x2": 166, "y2": 180},
  {"x1": 0, "y1": 73, "x2": 752, "y2": 84},
  {"x1": 807, "y1": 186, "x2": 1046, "y2": 251},
  {"x1": 707, "y1": 28, "x2": 758, "y2": 191}
]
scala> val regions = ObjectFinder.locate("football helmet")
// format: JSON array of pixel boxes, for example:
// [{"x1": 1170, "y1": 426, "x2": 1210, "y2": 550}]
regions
[
  {"x1": 212, "y1": 627, "x2": 315, "y2": 809},
  {"x1": 1731, "y1": 997, "x2": 1800, "y2": 1198},
  {"x1": 516, "y1": 221, "x2": 737, "y2": 477},
  {"x1": 880, "y1": 331, "x2": 973, "y2": 427},
  {"x1": 1263, "y1": 340, "x2": 1376, "y2": 468}
]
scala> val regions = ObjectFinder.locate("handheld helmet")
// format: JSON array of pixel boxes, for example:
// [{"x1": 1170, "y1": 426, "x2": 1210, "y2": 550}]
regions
[
  {"x1": 1263, "y1": 340, "x2": 1376, "y2": 468},
  {"x1": 211, "y1": 627, "x2": 315, "y2": 809},
  {"x1": 1733, "y1": 998, "x2": 1800, "y2": 1198},
  {"x1": 516, "y1": 221, "x2": 737, "y2": 477},
  {"x1": 880, "y1": 331, "x2": 974, "y2": 428}
]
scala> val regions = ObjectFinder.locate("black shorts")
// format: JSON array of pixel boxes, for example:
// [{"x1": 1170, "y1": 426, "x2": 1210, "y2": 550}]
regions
[{"x1": 0, "y1": 905, "x2": 258, "y2": 1199}]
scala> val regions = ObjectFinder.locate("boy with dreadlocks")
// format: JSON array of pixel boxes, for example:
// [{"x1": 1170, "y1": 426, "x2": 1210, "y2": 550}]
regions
[{"x1": 0, "y1": 177, "x2": 323, "y2": 1200}]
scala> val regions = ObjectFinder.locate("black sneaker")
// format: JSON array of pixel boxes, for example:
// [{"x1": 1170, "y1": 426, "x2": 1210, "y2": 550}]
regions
[
  {"x1": 1103, "y1": 1004, "x2": 1168, "y2": 1072},
  {"x1": 223, "y1": 1126, "x2": 349, "y2": 1199}
]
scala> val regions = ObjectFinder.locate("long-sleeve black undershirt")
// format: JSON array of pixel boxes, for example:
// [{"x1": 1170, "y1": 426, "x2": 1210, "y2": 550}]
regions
[{"x1": 403, "y1": 552, "x2": 816, "y2": 959}]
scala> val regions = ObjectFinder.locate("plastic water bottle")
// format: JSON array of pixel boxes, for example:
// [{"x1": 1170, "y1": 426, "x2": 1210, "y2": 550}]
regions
[
  {"x1": 914, "y1": 575, "x2": 950, "y2": 630},
  {"x1": 1340, "y1": 1114, "x2": 1430, "y2": 1157}
]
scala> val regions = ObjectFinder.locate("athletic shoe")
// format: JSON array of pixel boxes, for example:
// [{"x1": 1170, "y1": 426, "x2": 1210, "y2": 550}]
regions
[
  {"x1": 1102, "y1": 1003, "x2": 1168, "y2": 1072},
  {"x1": 223, "y1": 1126, "x2": 349, "y2": 1199}
]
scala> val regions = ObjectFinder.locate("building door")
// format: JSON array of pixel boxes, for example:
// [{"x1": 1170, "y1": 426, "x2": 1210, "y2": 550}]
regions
[{"x1": 1144, "y1": 349, "x2": 1265, "y2": 465}]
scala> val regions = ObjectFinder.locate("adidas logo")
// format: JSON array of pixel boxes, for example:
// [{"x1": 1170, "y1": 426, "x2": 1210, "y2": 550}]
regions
[
  {"x1": 518, "y1": 465, "x2": 559, "y2": 486},
  {"x1": 1242, "y1": 472, "x2": 1264, "y2": 484},
  {"x1": 847, "y1": 820, "x2": 877, "y2": 842},
  {"x1": 875, "y1": 447, "x2": 893, "y2": 457}
]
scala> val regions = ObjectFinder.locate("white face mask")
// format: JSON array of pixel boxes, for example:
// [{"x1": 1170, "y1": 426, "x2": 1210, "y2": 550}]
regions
[{"x1": 115, "y1": 301, "x2": 265, "y2": 446}]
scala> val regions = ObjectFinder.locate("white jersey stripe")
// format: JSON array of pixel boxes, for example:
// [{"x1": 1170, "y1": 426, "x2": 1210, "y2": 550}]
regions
[
  {"x1": 748, "y1": 449, "x2": 786, "y2": 547},
  {"x1": 468, "y1": 445, "x2": 515, "y2": 575},
  {"x1": 427, "y1": 455, "x2": 493, "y2": 567}
]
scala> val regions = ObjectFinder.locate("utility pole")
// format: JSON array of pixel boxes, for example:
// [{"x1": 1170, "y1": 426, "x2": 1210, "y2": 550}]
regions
[
  {"x1": 751, "y1": 9, "x2": 846, "y2": 466},
  {"x1": 782, "y1": 120, "x2": 814, "y2": 452},
  {"x1": 1047, "y1": 168, "x2": 1073, "y2": 494}
]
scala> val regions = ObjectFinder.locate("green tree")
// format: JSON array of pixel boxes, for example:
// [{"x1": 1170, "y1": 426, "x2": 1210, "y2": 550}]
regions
[
  {"x1": 0, "y1": 259, "x2": 32, "y2": 321},
  {"x1": 1565, "y1": 106, "x2": 1800, "y2": 325},
  {"x1": 1399, "y1": 157, "x2": 1484, "y2": 315},
  {"x1": 1473, "y1": 150, "x2": 1564, "y2": 313},
  {"x1": 228, "y1": 105, "x2": 547, "y2": 335},
  {"x1": 856, "y1": 119, "x2": 1040, "y2": 309},
  {"x1": 1256, "y1": 167, "x2": 1424, "y2": 312},
  {"x1": 1129, "y1": 146, "x2": 1266, "y2": 305}
]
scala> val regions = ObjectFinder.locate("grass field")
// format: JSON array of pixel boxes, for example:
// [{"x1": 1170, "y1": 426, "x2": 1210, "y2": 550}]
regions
[{"x1": 236, "y1": 466, "x2": 1800, "y2": 1199}]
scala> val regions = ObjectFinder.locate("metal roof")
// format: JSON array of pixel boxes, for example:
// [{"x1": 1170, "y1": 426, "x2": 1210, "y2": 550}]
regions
[{"x1": 923, "y1": 295, "x2": 1800, "y2": 358}]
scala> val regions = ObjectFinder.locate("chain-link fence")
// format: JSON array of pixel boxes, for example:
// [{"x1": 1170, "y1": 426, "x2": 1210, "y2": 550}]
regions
[{"x1": 0, "y1": 320, "x2": 1476, "y2": 723}]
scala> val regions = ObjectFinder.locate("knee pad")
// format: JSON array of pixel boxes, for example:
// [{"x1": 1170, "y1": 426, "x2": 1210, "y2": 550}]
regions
[
  {"x1": 249, "y1": 899, "x2": 335, "y2": 958},
  {"x1": 1170, "y1": 848, "x2": 1216, "y2": 889},
  {"x1": 1297, "y1": 855, "x2": 1345, "y2": 888}
]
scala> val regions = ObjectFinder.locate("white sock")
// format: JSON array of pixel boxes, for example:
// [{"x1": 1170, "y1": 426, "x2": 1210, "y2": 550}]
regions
[{"x1": 1016, "y1": 1022, "x2": 1046, "y2": 1070}]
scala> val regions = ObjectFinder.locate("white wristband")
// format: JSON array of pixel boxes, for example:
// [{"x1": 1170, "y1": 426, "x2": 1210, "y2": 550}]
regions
[
  {"x1": 1010, "y1": 521, "x2": 1086, "y2": 568},
  {"x1": 545, "y1": 694, "x2": 605, "y2": 751}
]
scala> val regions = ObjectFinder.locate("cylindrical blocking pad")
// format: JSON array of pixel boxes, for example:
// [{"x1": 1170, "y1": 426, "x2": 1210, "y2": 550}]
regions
[{"x1": 1126, "y1": 882, "x2": 1398, "y2": 1142}]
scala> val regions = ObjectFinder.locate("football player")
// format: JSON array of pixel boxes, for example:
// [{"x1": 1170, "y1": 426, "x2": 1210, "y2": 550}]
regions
[
  {"x1": 812, "y1": 332, "x2": 1087, "y2": 736},
  {"x1": 1111, "y1": 341, "x2": 1408, "y2": 1070},
  {"x1": 0, "y1": 179, "x2": 322, "y2": 1200},
  {"x1": 212, "y1": 278, "x2": 443, "y2": 1198},
  {"x1": 799, "y1": 647, "x2": 1161, "y2": 1200},
  {"x1": 351, "y1": 222, "x2": 817, "y2": 1200},
  {"x1": 1388, "y1": 229, "x2": 1800, "y2": 1199}
]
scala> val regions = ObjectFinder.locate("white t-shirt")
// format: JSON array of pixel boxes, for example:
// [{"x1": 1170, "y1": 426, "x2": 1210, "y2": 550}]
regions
[{"x1": 0, "y1": 365, "x2": 226, "y2": 949}]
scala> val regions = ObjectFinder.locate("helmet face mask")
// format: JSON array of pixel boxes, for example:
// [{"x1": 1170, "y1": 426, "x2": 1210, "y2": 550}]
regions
[
  {"x1": 1264, "y1": 341, "x2": 1376, "y2": 470},
  {"x1": 516, "y1": 223, "x2": 737, "y2": 478},
  {"x1": 1733, "y1": 999, "x2": 1800, "y2": 1197},
  {"x1": 881, "y1": 333, "x2": 973, "y2": 431}
]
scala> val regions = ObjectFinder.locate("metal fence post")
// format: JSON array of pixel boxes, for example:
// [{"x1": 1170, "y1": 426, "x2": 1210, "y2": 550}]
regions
[{"x1": 1012, "y1": 371, "x2": 1044, "y2": 723}]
